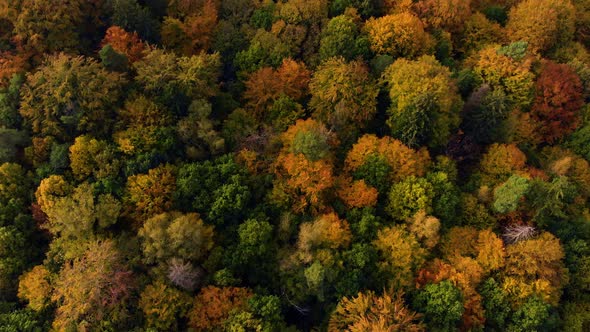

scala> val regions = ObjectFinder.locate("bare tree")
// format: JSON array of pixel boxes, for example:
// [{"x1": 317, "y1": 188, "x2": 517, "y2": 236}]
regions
[
  {"x1": 503, "y1": 224, "x2": 536, "y2": 244},
  {"x1": 168, "y1": 258, "x2": 202, "y2": 291}
]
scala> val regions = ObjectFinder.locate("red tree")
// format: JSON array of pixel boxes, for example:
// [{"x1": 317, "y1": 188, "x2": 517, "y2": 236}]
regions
[{"x1": 532, "y1": 61, "x2": 584, "y2": 143}]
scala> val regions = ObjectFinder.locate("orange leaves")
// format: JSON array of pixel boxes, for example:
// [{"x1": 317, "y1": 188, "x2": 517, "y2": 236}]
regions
[
  {"x1": 188, "y1": 286, "x2": 253, "y2": 331},
  {"x1": 244, "y1": 59, "x2": 310, "y2": 117},
  {"x1": 532, "y1": 61, "x2": 584, "y2": 143},
  {"x1": 101, "y1": 26, "x2": 145, "y2": 62},
  {"x1": 336, "y1": 177, "x2": 378, "y2": 209},
  {"x1": 18, "y1": 265, "x2": 52, "y2": 311},
  {"x1": 161, "y1": 0, "x2": 218, "y2": 55},
  {"x1": 274, "y1": 152, "x2": 334, "y2": 213},
  {"x1": 345, "y1": 134, "x2": 431, "y2": 182}
]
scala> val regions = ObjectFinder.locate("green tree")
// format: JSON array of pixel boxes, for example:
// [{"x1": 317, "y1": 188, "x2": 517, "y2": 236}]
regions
[
  {"x1": 414, "y1": 281, "x2": 464, "y2": 332},
  {"x1": 319, "y1": 10, "x2": 369, "y2": 61}
]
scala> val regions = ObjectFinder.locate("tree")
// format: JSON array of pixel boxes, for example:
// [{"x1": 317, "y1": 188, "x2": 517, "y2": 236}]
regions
[
  {"x1": 174, "y1": 154, "x2": 251, "y2": 224},
  {"x1": 473, "y1": 44, "x2": 535, "y2": 109},
  {"x1": 12, "y1": 0, "x2": 83, "y2": 59},
  {"x1": 0, "y1": 162, "x2": 31, "y2": 224},
  {"x1": 133, "y1": 48, "x2": 221, "y2": 107},
  {"x1": 19, "y1": 54, "x2": 127, "y2": 140},
  {"x1": 0, "y1": 73, "x2": 24, "y2": 128},
  {"x1": 101, "y1": 25, "x2": 146, "y2": 62},
  {"x1": 138, "y1": 211, "x2": 214, "y2": 265},
  {"x1": 319, "y1": 10, "x2": 369, "y2": 61},
  {"x1": 387, "y1": 176, "x2": 434, "y2": 221},
  {"x1": 110, "y1": 0, "x2": 160, "y2": 42},
  {"x1": 243, "y1": 58, "x2": 310, "y2": 118},
  {"x1": 383, "y1": 56, "x2": 462, "y2": 148},
  {"x1": 273, "y1": 152, "x2": 335, "y2": 214},
  {"x1": 329, "y1": 290, "x2": 425, "y2": 331},
  {"x1": 17, "y1": 265, "x2": 52, "y2": 312},
  {"x1": 344, "y1": 134, "x2": 431, "y2": 190},
  {"x1": 297, "y1": 213, "x2": 352, "y2": 263},
  {"x1": 188, "y1": 286, "x2": 253, "y2": 331},
  {"x1": 504, "y1": 232, "x2": 567, "y2": 305},
  {"x1": 531, "y1": 61, "x2": 584, "y2": 143},
  {"x1": 124, "y1": 164, "x2": 176, "y2": 221},
  {"x1": 475, "y1": 229, "x2": 505, "y2": 273},
  {"x1": 407, "y1": 211, "x2": 441, "y2": 249},
  {"x1": 364, "y1": 12, "x2": 432, "y2": 58},
  {"x1": 309, "y1": 57, "x2": 379, "y2": 131},
  {"x1": 139, "y1": 281, "x2": 193, "y2": 331},
  {"x1": 69, "y1": 135, "x2": 120, "y2": 180},
  {"x1": 51, "y1": 240, "x2": 135, "y2": 331},
  {"x1": 234, "y1": 29, "x2": 293, "y2": 74},
  {"x1": 374, "y1": 225, "x2": 427, "y2": 289},
  {"x1": 413, "y1": 281, "x2": 464, "y2": 332},
  {"x1": 161, "y1": 0, "x2": 218, "y2": 55},
  {"x1": 37, "y1": 182, "x2": 121, "y2": 257},
  {"x1": 493, "y1": 175, "x2": 531, "y2": 213},
  {"x1": 414, "y1": 0, "x2": 472, "y2": 33},
  {"x1": 336, "y1": 177, "x2": 378, "y2": 209},
  {"x1": 479, "y1": 143, "x2": 527, "y2": 186},
  {"x1": 506, "y1": 0, "x2": 575, "y2": 53},
  {"x1": 113, "y1": 95, "x2": 175, "y2": 157},
  {"x1": 177, "y1": 99, "x2": 225, "y2": 160}
]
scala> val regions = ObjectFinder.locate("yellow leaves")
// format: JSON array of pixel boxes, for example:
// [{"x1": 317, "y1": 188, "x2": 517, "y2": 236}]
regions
[
  {"x1": 506, "y1": 0, "x2": 575, "y2": 53},
  {"x1": 479, "y1": 143, "x2": 527, "y2": 184},
  {"x1": 475, "y1": 229, "x2": 505, "y2": 273},
  {"x1": 125, "y1": 165, "x2": 176, "y2": 222},
  {"x1": 473, "y1": 45, "x2": 535, "y2": 107},
  {"x1": 35, "y1": 175, "x2": 72, "y2": 213},
  {"x1": 365, "y1": 12, "x2": 432, "y2": 58},
  {"x1": 344, "y1": 134, "x2": 431, "y2": 182},
  {"x1": 374, "y1": 225, "x2": 427, "y2": 289},
  {"x1": 18, "y1": 265, "x2": 52, "y2": 311},
  {"x1": 309, "y1": 57, "x2": 378, "y2": 128},
  {"x1": 329, "y1": 290, "x2": 425, "y2": 332},
  {"x1": 297, "y1": 213, "x2": 351, "y2": 263},
  {"x1": 407, "y1": 210, "x2": 440, "y2": 249},
  {"x1": 139, "y1": 281, "x2": 193, "y2": 330}
]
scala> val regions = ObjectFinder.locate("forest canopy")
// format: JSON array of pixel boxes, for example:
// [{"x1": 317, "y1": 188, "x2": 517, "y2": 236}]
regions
[{"x1": 1, "y1": 0, "x2": 590, "y2": 331}]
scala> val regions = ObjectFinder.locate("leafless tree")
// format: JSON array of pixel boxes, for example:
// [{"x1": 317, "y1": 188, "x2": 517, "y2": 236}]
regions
[
  {"x1": 168, "y1": 258, "x2": 202, "y2": 291},
  {"x1": 503, "y1": 224, "x2": 536, "y2": 244}
]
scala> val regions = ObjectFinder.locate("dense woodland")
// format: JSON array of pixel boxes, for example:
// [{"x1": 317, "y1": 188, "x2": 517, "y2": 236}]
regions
[{"x1": 1, "y1": 0, "x2": 590, "y2": 331}]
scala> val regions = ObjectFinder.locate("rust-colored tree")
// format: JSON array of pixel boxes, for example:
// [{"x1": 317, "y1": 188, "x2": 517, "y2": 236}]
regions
[
  {"x1": 101, "y1": 26, "x2": 146, "y2": 62},
  {"x1": 188, "y1": 286, "x2": 253, "y2": 331},
  {"x1": 531, "y1": 61, "x2": 584, "y2": 143}
]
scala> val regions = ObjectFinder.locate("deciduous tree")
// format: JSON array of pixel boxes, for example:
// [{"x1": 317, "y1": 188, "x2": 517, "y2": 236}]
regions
[
  {"x1": 383, "y1": 56, "x2": 462, "y2": 148},
  {"x1": 365, "y1": 12, "x2": 432, "y2": 58}
]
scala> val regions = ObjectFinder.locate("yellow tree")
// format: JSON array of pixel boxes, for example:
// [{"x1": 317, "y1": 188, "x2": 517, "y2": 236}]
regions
[
  {"x1": 329, "y1": 290, "x2": 425, "y2": 332},
  {"x1": 414, "y1": 0, "x2": 472, "y2": 33},
  {"x1": 383, "y1": 56, "x2": 462, "y2": 148},
  {"x1": 124, "y1": 164, "x2": 176, "y2": 222},
  {"x1": 309, "y1": 57, "x2": 379, "y2": 130},
  {"x1": 506, "y1": 0, "x2": 575, "y2": 53},
  {"x1": 374, "y1": 225, "x2": 427, "y2": 289},
  {"x1": 297, "y1": 213, "x2": 352, "y2": 263},
  {"x1": 18, "y1": 265, "x2": 52, "y2": 312},
  {"x1": 364, "y1": 12, "x2": 433, "y2": 58}
]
